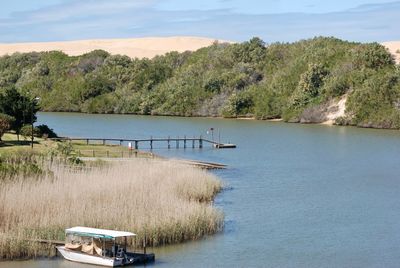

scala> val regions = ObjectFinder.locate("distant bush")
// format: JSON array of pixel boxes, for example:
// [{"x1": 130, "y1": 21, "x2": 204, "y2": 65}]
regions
[{"x1": 36, "y1": 124, "x2": 58, "y2": 138}]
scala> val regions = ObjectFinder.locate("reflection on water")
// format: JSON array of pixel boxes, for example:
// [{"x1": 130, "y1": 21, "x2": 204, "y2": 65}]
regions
[{"x1": 2, "y1": 112, "x2": 400, "y2": 267}]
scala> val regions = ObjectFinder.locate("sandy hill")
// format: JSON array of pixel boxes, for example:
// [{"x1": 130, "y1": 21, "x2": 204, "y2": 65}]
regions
[
  {"x1": 0, "y1": 36, "x2": 229, "y2": 59},
  {"x1": 382, "y1": 41, "x2": 400, "y2": 64},
  {"x1": 0, "y1": 37, "x2": 397, "y2": 63}
]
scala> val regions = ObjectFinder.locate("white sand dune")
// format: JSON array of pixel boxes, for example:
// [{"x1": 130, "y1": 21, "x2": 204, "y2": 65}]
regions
[
  {"x1": 0, "y1": 36, "x2": 230, "y2": 59},
  {"x1": 382, "y1": 41, "x2": 400, "y2": 64}
]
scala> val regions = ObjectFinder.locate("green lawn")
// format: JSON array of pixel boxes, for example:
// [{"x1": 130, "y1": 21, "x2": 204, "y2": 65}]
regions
[
  {"x1": 0, "y1": 133, "x2": 49, "y2": 154},
  {"x1": 0, "y1": 133, "x2": 151, "y2": 158}
]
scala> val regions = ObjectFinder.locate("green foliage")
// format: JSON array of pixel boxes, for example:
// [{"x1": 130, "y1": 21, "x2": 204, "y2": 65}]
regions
[
  {"x1": 0, "y1": 151, "x2": 45, "y2": 180},
  {"x1": 36, "y1": 124, "x2": 58, "y2": 138},
  {"x1": 352, "y1": 43, "x2": 394, "y2": 69},
  {"x1": 0, "y1": 87, "x2": 40, "y2": 138},
  {"x1": 0, "y1": 36, "x2": 399, "y2": 128},
  {"x1": 222, "y1": 91, "x2": 254, "y2": 117},
  {"x1": 56, "y1": 142, "x2": 74, "y2": 156},
  {"x1": 20, "y1": 124, "x2": 40, "y2": 140},
  {"x1": 346, "y1": 69, "x2": 400, "y2": 128},
  {"x1": 0, "y1": 113, "x2": 15, "y2": 141},
  {"x1": 289, "y1": 63, "x2": 328, "y2": 109}
]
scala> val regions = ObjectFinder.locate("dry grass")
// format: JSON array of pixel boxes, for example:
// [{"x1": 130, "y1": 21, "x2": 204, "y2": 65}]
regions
[{"x1": 0, "y1": 159, "x2": 223, "y2": 259}]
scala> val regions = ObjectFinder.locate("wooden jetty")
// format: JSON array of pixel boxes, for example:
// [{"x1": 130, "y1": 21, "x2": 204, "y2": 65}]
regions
[
  {"x1": 52, "y1": 135, "x2": 236, "y2": 150},
  {"x1": 28, "y1": 238, "x2": 64, "y2": 246},
  {"x1": 168, "y1": 159, "x2": 227, "y2": 169}
]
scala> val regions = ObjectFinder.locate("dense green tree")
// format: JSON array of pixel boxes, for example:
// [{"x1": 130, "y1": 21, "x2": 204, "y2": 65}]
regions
[
  {"x1": 0, "y1": 87, "x2": 40, "y2": 140},
  {"x1": 0, "y1": 113, "x2": 15, "y2": 141}
]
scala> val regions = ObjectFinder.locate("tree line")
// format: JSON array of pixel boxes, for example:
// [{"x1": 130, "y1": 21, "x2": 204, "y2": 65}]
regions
[{"x1": 0, "y1": 36, "x2": 399, "y2": 129}]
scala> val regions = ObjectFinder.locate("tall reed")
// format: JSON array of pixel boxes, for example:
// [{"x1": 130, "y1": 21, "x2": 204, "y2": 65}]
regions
[{"x1": 0, "y1": 159, "x2": 223, "y2": 259}]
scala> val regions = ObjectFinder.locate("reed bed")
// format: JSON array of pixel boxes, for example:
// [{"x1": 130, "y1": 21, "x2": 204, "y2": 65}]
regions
[{"x1": 0, "y1": 159, "x2": 223, "y2": 259}]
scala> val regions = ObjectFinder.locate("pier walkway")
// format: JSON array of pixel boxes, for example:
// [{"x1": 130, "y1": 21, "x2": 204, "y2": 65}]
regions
[{"x1": 51, "y1": 136, "x2": 236, "y2": 150}]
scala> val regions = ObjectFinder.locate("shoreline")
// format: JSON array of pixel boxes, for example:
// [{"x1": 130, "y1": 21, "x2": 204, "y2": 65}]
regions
[{"x1": 38, "y1": 111, "x2": 400, "y2": 131}]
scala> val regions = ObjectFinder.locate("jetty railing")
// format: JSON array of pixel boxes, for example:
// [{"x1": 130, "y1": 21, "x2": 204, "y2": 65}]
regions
[{"x1": 50, "y1": 135, "x2": 233, "y2": 150}]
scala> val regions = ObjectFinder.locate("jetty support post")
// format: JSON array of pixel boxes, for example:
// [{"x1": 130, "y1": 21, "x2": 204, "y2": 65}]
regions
[
  {"x1": 199, "y1": 135, "x2": 203, "y2": 149},
  {"x1": 168, "y1": 136, "x2": 171, "y2": 149},
  {"x1": 150, "y1": 136, "x2": 153, "y2": 150},
  {"x1": 184, "y1": 135, "x2": 187, "y2": 148},
  {"x1": 86, "y1": 139, "x2": 89, "y2": 145},
  {"x1": 192, "y1": 136, "x2": 195, "y2": 148},
  {"x1": 102, "y1": 139, "x2": 105, "y2": 145},
  {"x1": 176, "y1": 136, "x2": 179, "y2": 148},
  {"x1": 135, "y1": 141, "x2": 138, "y2": 150}
]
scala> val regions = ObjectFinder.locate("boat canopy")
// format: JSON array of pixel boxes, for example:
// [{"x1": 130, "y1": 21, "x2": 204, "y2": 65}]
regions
[{"x1": 66, "y1": 226, "x2": 136, "y2": 239}]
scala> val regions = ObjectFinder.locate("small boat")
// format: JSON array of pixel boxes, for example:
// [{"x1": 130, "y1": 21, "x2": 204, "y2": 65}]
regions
[
  {"x1": 57, "y1": 226, "x2": 155, "y2": 267},
  {"x1": 213, "y1": 143, "x2": 237, "y2": 149}
]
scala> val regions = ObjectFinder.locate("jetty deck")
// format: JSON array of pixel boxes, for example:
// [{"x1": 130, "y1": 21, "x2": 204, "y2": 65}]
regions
[{"x1": 51, "y1": 136, "x2": 236, "y2": 150}]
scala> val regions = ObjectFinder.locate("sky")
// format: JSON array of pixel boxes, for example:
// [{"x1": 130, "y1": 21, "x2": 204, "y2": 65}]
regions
[{"x1": 0, "y1": 0, "x2": 399, "y2": 43}]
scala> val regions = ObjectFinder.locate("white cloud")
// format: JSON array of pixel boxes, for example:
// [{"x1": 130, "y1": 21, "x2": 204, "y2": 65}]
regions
[{"x1": 9, "y1": 0, "x2": 154, "y2": 23}]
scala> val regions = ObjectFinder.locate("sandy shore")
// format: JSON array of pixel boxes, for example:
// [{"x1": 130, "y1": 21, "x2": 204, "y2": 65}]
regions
[
  {"x1": 382, "y1": 41, "x2": 400, "y2": 64},
  {"x1": 0, "y1": 36, "x2": 230, "y2": 59}
]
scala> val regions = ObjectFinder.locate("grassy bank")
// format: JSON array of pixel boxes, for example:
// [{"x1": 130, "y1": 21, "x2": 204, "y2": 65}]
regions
[
  {"x1": 0, "y1": 133, "x2": 152, "y2": 159},
  {"x1": 0, "y1": 159, "x2": 223, "y2": 260}
]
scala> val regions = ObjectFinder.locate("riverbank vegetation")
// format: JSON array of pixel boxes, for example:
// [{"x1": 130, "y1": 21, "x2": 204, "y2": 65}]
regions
[
  {"x1": 0, "y1": 158, "x2": 223, "y2": 259},
  {"x1": 1, "y1": 37, "x2": 399, "y2": 128}
]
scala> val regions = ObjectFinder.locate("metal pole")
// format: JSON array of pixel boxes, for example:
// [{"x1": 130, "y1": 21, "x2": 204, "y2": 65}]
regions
[
  {"x1": 143, "y1": 231, "x2": 147, "y2": 261},
  {"x1": 31, "y1": 102, "x2": 34, "y2": 148}
]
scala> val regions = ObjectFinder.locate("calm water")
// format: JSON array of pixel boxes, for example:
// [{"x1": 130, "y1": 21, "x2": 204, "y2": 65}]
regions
[{"x1": 2, "y1": 112, "x2": 400, "y2": 268}]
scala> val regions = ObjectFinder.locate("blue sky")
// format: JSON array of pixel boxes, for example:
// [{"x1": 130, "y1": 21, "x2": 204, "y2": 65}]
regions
[{"x1": 0, "y1": 0, "x2": 399, "y2": 43}]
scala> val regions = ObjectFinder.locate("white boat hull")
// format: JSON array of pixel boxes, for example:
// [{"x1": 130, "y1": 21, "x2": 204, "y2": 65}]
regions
[{"x1": 57, "y1": 246, "x2": 123, "y2": 267}]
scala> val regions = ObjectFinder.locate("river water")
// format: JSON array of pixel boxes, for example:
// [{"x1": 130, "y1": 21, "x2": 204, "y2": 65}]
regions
[{"x1": 2, "y1": 112, "x2": 400, "y2": 267}]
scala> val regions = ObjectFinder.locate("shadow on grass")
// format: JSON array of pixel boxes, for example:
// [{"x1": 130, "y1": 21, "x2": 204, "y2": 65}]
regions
[{"x1": 0, "y1": 140, "x2": 40, "y2": 148}]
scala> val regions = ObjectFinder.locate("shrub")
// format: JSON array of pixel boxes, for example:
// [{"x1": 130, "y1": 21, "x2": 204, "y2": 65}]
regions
[
  {"x1": 222, "y1": 91, "x2": 254, "y2": 117},
  {"x1": 352, "y1": 43, "x2": 394, "y2": 69},
  {"x1": 20, "y1": 124, "x2": 40, "y2": 140},
  {"x1": 36, "y1": 124, "x2": 57, "y2": 138},
  {"x1": 0, "y1": 113, "x2": 15, "y2": 141}
]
